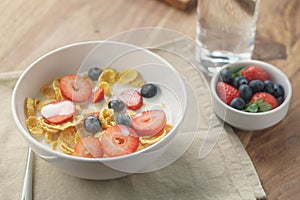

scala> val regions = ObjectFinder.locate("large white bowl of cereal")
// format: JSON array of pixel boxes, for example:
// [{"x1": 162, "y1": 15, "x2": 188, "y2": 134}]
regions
[{"x1": 11, "y1": 41, "x2": 187, "y2": 180}]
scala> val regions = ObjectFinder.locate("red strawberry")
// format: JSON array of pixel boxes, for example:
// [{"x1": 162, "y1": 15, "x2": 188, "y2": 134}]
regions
[
  {"x1": 250, "y1": 92, "x2": 278, "y2": 111},
  {"x1": 40, "y1": 100, "x2": 75, "y2": 124},
  {"x1": 216, "y1": 82, "x2": 240, "y2": 105},
  {"x1": 118, "y1": 89, "x2": 143, "y2": 110},
  {"x1": 73, "y1": 136, "x2": 103, "y2": 158},
  {"x1": 131, "y1": 110, "x2": 166, "y2": 137},
  {"x1": 101, "y1": 125, "x2": 139, "y2": 157},
  {"x1": 92, "y1": 88, "x2": 104, "y2": 103},
  {"x1": 241, "y1": 65, "x2": 270, "y2": 82},
  {"x1": 60, "y1": 74, "x2": 93, "y2": 102}
]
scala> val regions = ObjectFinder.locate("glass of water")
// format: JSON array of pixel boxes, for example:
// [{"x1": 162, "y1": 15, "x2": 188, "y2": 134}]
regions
[{"x1": 196, "y1": 0, "x2": 261, "y2": 73}]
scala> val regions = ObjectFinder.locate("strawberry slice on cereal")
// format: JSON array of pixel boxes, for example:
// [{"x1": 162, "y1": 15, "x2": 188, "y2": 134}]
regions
[
  {"x1": 40, "y1": 100, "x2": 75, "y2": 124},
  {"x1": 73, "y1": 136, "x2": 103, "y2": 158},
  {"x1": 118, "y1": 89, "x2": 143, "y2": 110},
  {"x1": 60, "y1": 74, "x2": 93, "y2": 102},
  {"x1": 92, "y1": 88, "x2": 104, "y2": 103},
  {"x1": 131, "y1": 110, "x2": 166, "y2": 137},
  {"x1": 101, "y1": 125, "x2": 139, "y2": 157}
]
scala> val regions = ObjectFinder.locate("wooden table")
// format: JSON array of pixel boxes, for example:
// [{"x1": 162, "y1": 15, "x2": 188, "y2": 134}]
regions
[{"x1": 1, "y1": 0, "x2": 299, "y2": 199}]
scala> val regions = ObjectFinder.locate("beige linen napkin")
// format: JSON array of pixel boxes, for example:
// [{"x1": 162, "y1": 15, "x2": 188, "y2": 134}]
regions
[{"x1": 1, "y1": 52, "x2": 265, "y2": 199}]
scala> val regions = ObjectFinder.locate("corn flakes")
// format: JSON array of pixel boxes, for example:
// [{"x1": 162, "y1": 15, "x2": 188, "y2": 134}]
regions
[
  {"x1": 139, "y1": 130, "x2": 167, "y2": 146},
  {"x1": 130, "y1": 77, "x2": 146, "y2": 88},
  {"x1": 99, "y1": 108, "x2": 116, "y2": 129},
  {"x1": 58, "y1": 126, "x2": 78, "y2": 147},
  {"x1": 41, "y1": 118, "x2": 76, "y2": 131},
  {"x1": 45, "y1": 132, "x2": 56, "y2": 143},
  {"x1": 98, "y1": 68, "x2": 116, "y2": 85},
  {"x1": 40, "y1": 85, "x2": 56, "y2": 99},
  {"x1": 117, "y1": 69, "x2": 138, "y2": 85},
  {"x1": 98, "y1": 81, "x2": 111, "y2": 96},
  {"x1": 52, "y1": 79, "x2": 64, "y2": 100},
  {"x1": 26, "y1": 116, "x2": 44, "y2": 134},
  {"x1": 25, "y1": 97, "x2": 36, "y2": 118},
  {"x1": 51, "y1": 141, "x2": 58, "y2": 150},
  {"x1": 58, "y1": 140, "x2": 74, "y2": 155},
  {"x1": 138, "y1": 124, "x2": 172, "y2": 148}
]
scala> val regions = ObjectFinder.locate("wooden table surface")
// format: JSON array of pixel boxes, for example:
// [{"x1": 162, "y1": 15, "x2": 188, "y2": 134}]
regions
[{"x1": 1, "y1": 0, "x2": 299, "y2": 199}]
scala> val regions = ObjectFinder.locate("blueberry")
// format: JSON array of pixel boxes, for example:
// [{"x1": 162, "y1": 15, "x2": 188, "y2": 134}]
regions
[
  {"x1": 84, "y1": 116, "x2": 101, "y2": 133},
  {"x1": 277, "y1": 96, "x2": 284, "y2": 105},
  {"x1": 108, "y1": 100, "x2": 125, "y2": 113},
  {"x1": 249, "y1": 80, "x2": 264, "y2": 93},
  {"x1": 116, "y1": 114, "x2": 132, "y2": 127},
  {"x1": 230, "y1": 97, "x2": 246, "y2": 110},
  {"x1": 220, "y1": 69, "x2": 232, "y2": 84},
  {"x1": 88, "y1": 67, "x2": 102, "y2": 81},
  {"x1": 264, "y1": 80, "x2": 275, "y2": 94},
  {"x1": 141, "y1": 83, "x2": 158, "y2": 98},
  {"x1": 239, "y1": 84, "x2": 252, "y2": 102},
  {"x1": 232, "y1": 76, "x2": 242, "y2": 88},
  {"x1": 238, "y1": 77, "x2": 248, "y2": 87},
  {"x1": 273, "y1": 83, "x2": 285, "y2": 98}
]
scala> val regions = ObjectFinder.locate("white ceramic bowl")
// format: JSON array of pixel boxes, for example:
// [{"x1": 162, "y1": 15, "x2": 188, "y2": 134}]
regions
[
  {"x1": 211, "y1": 60, "x2": 292, "y2": 131},
  {"x1": 11, "y1": 41, "x2": 187, "y2": 180}
]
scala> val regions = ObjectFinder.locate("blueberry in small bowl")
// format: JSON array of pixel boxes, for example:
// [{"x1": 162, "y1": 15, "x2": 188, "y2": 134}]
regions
[{"x1": 211, "y1": 60, "x2": 292, "y2": 131}]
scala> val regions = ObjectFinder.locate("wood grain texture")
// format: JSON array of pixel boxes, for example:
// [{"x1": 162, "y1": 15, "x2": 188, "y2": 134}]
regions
[
  {"x1": 159, "y1": 0, "x2": 196, "y2": 10},
  {"x1": 240, "y1": 1, "x2": 300, "y2": 199},
  {"x1": 1, "y1": 0, "x2": 300, "y2": 199}
]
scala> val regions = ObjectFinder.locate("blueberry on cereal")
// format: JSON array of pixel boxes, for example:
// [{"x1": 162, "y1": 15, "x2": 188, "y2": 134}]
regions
[
  {"x1": 84, "y1": 115, "x2": 102, "y2": 133},
  {"x1": 116, "y1": 114, "x2": 132, "y2": 127},
  {"x1": 88, "y1": 67, "x2": 102, "y2": 81},
  {"x1": 108, "y1": 99, "x2": 126, "y2": 113}
]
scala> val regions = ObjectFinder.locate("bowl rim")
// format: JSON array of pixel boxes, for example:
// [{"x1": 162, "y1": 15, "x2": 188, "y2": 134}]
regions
[
  {"x1": 11, "y1": 40, "x2": 188, "y2": 162},
  {"x1": 211, "y1": 60, "x2": 292, "y2": 116}
]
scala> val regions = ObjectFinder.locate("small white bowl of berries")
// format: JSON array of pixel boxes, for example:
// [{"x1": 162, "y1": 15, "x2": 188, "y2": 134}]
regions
[{"x1": 211, "y1": 60, "x2": 292, "y2": 131}]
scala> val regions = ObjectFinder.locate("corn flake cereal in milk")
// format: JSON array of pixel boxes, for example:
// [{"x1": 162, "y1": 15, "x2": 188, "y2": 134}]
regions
[
  {"x1": 25, "y1": 97, "x2": 36, "y2": 118},
  {"x1": 52, "y1": 78, "x2": 64, "y2": 100},
  {"x1": 40, "y1": 85, "x2": 56, "y2": 99},
  {"x1": 24, "y1": 67, "x2": 173, "y2": 158},
  {"x1": 98, "y1": 69, "x2": 117, "y2": 85},
  {"x1": 26, "y1": 116, "x2": 44, "y2": 135}
]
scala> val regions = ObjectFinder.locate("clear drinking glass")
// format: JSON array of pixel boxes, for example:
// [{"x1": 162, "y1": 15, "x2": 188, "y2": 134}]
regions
[{"x1": 196, "y1": 0, "x2": 261, "y2": 72}]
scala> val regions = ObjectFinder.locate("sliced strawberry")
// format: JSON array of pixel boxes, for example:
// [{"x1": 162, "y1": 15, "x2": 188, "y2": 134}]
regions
[
  {"x1": 101, "y1": 125, "x2": 139, "y2": 157},
  {"x1": 250, "y1": 92, "x2": 278, "y2": 111},
  {"x1": 131, "y1": 110, "x2": 166, "y2": 137},
  {"x1": 92, "y1": 88, "x2": 104, "y2": 103},
  {"x1": 73, "y1": 136, "x2": 103, "y2": 158},
  {"x1": 60, "y1": 74, "x2": 93, "y2": 102},
  {"x1": 241, "y1": 65, "x2": 271, "y2": 82},
  {"x1": 216, "y1": 82, "x2": 240, "y2": 105},
  {"x1": 118, "y1": 89, "x2": 143, "y2": 110},
  {"x1": 40, "y1": 100, "x2": 75, "y2": 124}
]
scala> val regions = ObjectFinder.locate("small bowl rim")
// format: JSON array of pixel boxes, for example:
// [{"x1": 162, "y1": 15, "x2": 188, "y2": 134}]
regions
[
  {"x1": 211, "y1": 60, "x2": 292, "y2": 116},
  {"x1": 11, "y1": 40, "x2": 188, "y2": 163}
]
